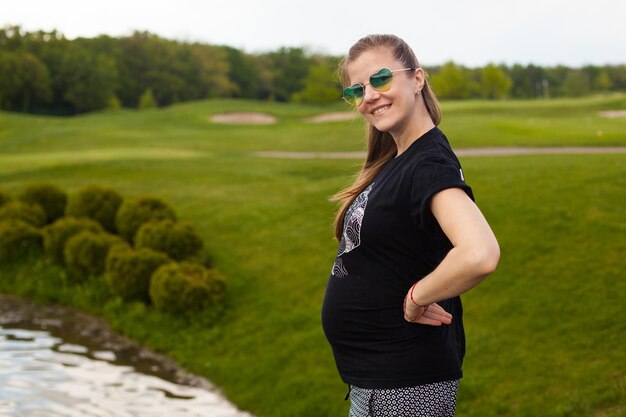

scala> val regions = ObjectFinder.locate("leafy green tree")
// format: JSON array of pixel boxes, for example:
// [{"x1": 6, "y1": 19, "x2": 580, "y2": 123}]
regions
[
  {"x1": 0, "y1": 50, "x2": 23, "y2": 108},
  {"x1": 594, "y1": 70, "x2": 613, "y2": 91},
  {"x1": 430, "y1": 61, "x2": 472, "y2": 99},
  {"x1": 116, "y1": 31, "x2": 179, "y2": 107},
  {"x1": 561, "y1": 70, "x2": 591, "y2": 97},
  {"x1": 265, "y1": 47, "x2": 311, "y2": 101},
  {"x1": 143, "y1": 70, "x2": 185, "y2": 104},
  {"x1": 107, "y1": 96, "x2": 122, "y2": 109},
  {"x1": 0, "y1": 25, "x2": 24, "y2": 50},
  {"x1": 116, "y1": 32, "x2": 151, "y2": 107},
  {"x1": 254, "y1": 54, "x2": 275, "y2": 100},
  {"x1": 187, "y1": 43, "x2": 234, "y2": 98},
  {"x1": 292, "y1": 59, "x2": 340, "y2": 104},
  {"x1": 0, "y1": 50, "x2": 51, "y2": 111},
  {"x1": 605, "y1": 65, "x2": 626, "y2": 91},
  {"x1": 221, "y1": 45, "x2": 261, "y2": 98},
  {"x1": 508, "y1": 64, "x2": 546, "y2": 98},
  {"x1": 59, "y1": 43, "x2": 119, "y2": 112},
  {"x1": 480, "y1": 64, "x2": 512, "y2": 99},
  {"x1": 543, "y1": 65, "x2": 570, "y2": 98},
  {"x1": 141, "y1": 39, "x2": 187, "y2": 105},
  {"x1": 139, "y1": 89, "x2": 157, "y2": 109},
  {"x1": 16, "y1": 52, "x2": 52, "y2": 110},
  {"x1": 22, "y1": 31, "x2": 73, "y2": 113},
  {"x1": 116, "y1": 32, "x2": 232, "y2": 107}
]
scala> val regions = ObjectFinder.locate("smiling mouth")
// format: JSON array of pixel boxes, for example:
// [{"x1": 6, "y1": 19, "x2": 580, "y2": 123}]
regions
[{"x1": 372, "y1": 104, "x2": 391, "y2": 115}]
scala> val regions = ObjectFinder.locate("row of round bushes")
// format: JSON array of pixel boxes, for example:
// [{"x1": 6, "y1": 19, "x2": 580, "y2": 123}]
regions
[{"x1": 0, "y1": 184, "x2": 225, "y2": 317}]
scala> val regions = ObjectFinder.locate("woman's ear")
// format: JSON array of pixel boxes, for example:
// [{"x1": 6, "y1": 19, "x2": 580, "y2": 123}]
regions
[{"x1": 414, "y1": 68, "x2": 425, "y2": 93}]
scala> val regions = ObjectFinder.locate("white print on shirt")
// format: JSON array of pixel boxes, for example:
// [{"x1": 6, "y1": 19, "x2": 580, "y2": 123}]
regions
[
  {"x1": 332, "y1": 183, "x2": 373, "y2": 278},
  {"x1": 459, "y1": 168, "x2": 464, "y2": 181},
  {"x1": 331, "y1": 257, "x2": 348, "y2": 278}
]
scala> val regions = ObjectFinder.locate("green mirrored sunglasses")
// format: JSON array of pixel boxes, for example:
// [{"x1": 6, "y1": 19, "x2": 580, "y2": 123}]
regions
[{"x1": 342, "y1": 67, "x2": 416, "y2": 106}]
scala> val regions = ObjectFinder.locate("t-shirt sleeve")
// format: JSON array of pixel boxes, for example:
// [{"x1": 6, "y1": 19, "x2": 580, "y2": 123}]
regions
[{"x1": 410, "y1": 154, "x2": 474, "y2": 220}]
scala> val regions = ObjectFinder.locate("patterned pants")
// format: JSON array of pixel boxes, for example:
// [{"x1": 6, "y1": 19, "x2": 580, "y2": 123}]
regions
[{"x1": 348, "y1": 379, "x2": 460, "y2": 417}]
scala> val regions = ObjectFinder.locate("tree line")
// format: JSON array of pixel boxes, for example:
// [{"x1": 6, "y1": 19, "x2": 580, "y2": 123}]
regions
[{"x1": 1, "y1": 25, "x2": 625, "y2": 114}]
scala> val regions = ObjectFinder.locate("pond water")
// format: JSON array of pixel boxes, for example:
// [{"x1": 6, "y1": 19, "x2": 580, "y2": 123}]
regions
[{"x1": 0, "y1": 295, "x2": 254, "y2": 417}]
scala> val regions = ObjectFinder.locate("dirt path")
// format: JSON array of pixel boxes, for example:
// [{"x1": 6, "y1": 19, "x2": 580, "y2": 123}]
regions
[
  {"x1": 304, "y1": 112, "x2": 356, "y2": 123},
  {"x1": 254, "y1": 147, "x2": 626, "y2": 159},
  {"x1": 211, "y1": 112, "x2": 276, "y2": 124},
  {"x1": 210, "y1": 109, "x2": 626, "y2": 125},
  {"x1": 599, "y1": 110, "x2": 626, "y2": 118}
]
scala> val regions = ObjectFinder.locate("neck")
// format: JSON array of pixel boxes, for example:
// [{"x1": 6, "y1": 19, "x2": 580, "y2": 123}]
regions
[{"x1": 392, "y1": 107, "x2": 435, "y2": 156}]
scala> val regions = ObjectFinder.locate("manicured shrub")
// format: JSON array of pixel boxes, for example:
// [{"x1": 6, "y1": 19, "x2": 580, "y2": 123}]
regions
[
  {"x1": 0, "y1": 220, "x2": 43, "y2": 262},
  {"x1": 64, "y1": 231, "x2": 124, "y2": 282},
  {"x1": 66, "y1": 185, "x2": 123, "y2": 232},
  {"x1": 149, "y1": 262, "x2": 226, "y2": 316},
  {"x1": 115, "y1": 196, "x2": 176, "y2": 243},
  {"x1": 18, "y1": 183, "x2": 68, "y2": 224},
  {"x1": 135, "y1": 220, "x2": 203, "y2": 261},
  {"x1": 42, "y1": 217, "x2": 103, "y2": 264},
  {"x1": 0, "y1": 201, "x2": 46, "y2": 227},
  {"x1": 105, "y1": 245, "x2": 171, "y2": 302},
  {"x1": 0, "y1": 190, "x2": 10, "y2": 207}
]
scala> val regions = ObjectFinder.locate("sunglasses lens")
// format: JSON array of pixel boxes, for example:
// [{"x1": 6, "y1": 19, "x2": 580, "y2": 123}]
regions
[
  {"x1": 343, "y1": 84, "x2": 364, "y2": 106},
  {"x1": 370, "y1": 68, "x2": 393, "y2": 91}
]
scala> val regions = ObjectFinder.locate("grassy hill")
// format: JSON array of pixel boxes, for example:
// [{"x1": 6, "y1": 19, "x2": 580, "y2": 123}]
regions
[{"x1": 1, "y1": 95, "x2": 625, "y2": 417}]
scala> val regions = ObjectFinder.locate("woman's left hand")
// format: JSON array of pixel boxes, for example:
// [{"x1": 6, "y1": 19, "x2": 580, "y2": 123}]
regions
[{"x1": 403, "y1": 295, "x2": 452, "y2": 326}]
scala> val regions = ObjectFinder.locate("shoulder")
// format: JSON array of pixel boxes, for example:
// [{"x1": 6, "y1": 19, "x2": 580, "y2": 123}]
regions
[
  {"x1": 406, "y1": 129, "x2": 472, "y2": 199},
  {"x1": 406, "y1": 128, "x2": 461, "y2": 172}
]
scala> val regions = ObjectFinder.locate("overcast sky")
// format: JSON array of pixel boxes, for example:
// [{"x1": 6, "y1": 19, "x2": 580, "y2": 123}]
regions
[{"x1": 3, "y1": 0, "x2": 625, "y2": 67}]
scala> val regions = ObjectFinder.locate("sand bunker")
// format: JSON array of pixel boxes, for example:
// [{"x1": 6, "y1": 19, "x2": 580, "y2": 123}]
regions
[
  {"x1": 304, "y1": 112, "x2": 357, "y2": 123},
  {"x1": 210, "y1": 112, "x2": 276, "y2": 124},
  {"x1": 599, "y1": 110, "x2": 626, "y2": 118}
]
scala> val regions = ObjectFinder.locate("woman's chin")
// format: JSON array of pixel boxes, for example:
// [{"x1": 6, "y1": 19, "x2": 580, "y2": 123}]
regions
[{"x1": 371, "y1": 120, "x2": 394, "y2": 134}]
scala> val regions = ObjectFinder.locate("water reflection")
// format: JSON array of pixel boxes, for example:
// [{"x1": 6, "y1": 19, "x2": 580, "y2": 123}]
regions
[{"x1": 0, "y1": 326, "x2": 253, "y2": 417}]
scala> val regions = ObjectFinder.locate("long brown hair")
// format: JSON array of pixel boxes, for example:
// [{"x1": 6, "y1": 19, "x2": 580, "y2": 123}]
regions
[{"x1": 332, "y1": 34, "x2": 441, "y2": 240}]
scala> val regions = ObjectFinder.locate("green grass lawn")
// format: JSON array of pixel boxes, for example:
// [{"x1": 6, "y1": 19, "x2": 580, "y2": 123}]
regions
[{"x1": 0, "y1": 95, "x2": 625, "y2": 417}]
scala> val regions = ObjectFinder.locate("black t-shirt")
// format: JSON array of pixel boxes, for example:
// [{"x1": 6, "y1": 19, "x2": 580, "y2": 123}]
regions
[{"x1": 321, "y1": 127, "x2": 473, "y2": 389}]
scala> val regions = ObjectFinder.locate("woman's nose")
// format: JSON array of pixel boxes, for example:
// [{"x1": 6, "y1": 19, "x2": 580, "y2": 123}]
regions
[{"x1": 362, "y1": 84, "x2": 380, "y2": 103}]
